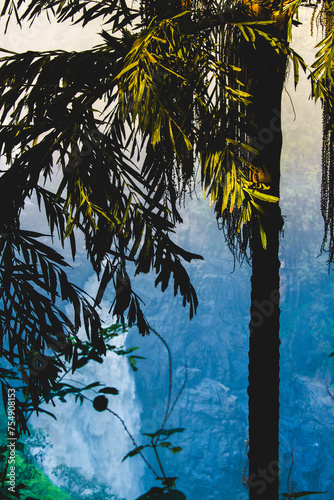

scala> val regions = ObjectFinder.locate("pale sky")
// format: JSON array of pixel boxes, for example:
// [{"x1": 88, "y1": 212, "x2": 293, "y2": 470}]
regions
[
  {"x1": 0, "y1": 8, "x2": 103, "y2": 52},
  {"x1": 0, "y1": 0, "x2": 141, "y2": 51}
]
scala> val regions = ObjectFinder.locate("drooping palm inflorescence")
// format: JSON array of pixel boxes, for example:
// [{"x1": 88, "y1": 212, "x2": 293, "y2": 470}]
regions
[{"x1": 319, "y1": 0, "x2": 334, "y2": 262}]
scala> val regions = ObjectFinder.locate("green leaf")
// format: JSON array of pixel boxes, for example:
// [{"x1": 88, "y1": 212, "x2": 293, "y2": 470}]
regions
[
  {"x1": 293, "y1": 53, "x2": 299, "y2": 88},
  {"x1": 159, "y1": 441, "x2": 172, "y2": 448},
  {"x1": 116, "y1": 60, "x2": 140, "y2": 79},
  {"x1": 122, "y1": 445, "x2": 146, "y2": 462},
  {"x1": 237, "y1": 24, "x2": 249, "y2": 42},
  {"x1": 258, "y1": 218, "x2": 267, "y2": 250},
  {"x1": 248, "y1": 190, "x2": 279, "y2": 203},
  {"x1": 143, "y1": 427, "x2": 185, "y2": 439},
  {"x1": 161, "y1": 477, "x2": 178, "y2": 489},
  {"x1": 170, "y1": 446, "x2": 182, "y2": 453}
]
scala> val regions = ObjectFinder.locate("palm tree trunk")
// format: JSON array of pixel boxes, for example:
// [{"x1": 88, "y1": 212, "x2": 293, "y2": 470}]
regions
[
  {"x1": 248, "y1": 209, "x2": 282, "y2": 499},
  {"x1": 246, "y1": 29, "x2": 287, "y2": 500}
]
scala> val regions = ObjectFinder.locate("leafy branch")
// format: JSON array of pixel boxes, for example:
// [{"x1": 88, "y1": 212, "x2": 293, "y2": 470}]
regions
[{"x1": 38, "y1": 324, "x2": 188, "y2": 497}]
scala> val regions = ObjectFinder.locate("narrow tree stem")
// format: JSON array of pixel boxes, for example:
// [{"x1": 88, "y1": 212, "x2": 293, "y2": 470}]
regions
[{"x1": 152, "y1": 442, "x2": 167, "y2": 481}]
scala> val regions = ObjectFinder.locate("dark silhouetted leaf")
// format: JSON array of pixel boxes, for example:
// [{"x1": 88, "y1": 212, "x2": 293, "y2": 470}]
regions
[{"x1": 98, "y1": 387, "x2": 119, "y2": 395}]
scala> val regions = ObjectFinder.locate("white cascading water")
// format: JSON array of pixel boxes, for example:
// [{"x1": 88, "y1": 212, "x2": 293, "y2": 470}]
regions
[{"x1": 31, "y1": 273, "x2": 145, "y2": 499}]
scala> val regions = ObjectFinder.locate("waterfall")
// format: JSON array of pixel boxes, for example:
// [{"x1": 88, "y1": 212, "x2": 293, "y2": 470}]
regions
[{"x1": 31, "y1": 273, "x2": 145, "y2": 500}]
